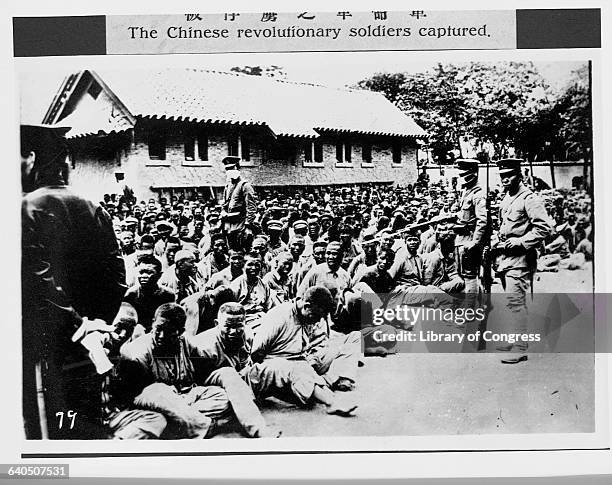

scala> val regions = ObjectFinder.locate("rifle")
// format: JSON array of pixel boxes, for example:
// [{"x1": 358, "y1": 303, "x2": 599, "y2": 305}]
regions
[
  {"x1": 361, "y1": 214, "x2": 457, "y2": 247},
  {"x1": 478, "y1": 158, "x2": 493, "y2": 350}
]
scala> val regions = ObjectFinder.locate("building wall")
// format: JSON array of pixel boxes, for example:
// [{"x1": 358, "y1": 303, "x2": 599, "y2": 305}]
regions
[
  {"x1": 68, "y1": 135, "x2": 132, "y2": 203},
  {"x1": 70, "y1": 119, "x2": 419, "y2": 201}
]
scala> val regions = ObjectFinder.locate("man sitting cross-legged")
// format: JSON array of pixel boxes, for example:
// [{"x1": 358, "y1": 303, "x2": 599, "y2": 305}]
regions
[
  {"x1": 190, "y1": 302, "x2": 281, "y2": 438},
  {"x1": 248, "y1": 286, "x2": 359, "y2": 416},
  {"x1": 118, "y1": 303, "x2": 234, "y2": 438}
]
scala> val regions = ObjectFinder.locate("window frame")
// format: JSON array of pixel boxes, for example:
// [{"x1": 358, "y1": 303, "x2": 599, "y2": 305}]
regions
[{"x1": 146, "y1": 124, "x2": 168, "y2": 165}]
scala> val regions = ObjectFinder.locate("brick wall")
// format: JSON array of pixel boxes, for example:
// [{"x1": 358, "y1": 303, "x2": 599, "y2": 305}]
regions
[{"x1": 69, "y1": 119, "x2": 419, "y2": 201}]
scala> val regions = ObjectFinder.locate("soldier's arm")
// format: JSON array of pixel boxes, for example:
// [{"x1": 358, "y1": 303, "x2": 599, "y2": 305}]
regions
[
  {"x1": 472, "y1": 193, "x2": 488, "y2": 245},
  {"x1": 519, "y1": 194, "x2": 554, "y2": 249},
  {"x1": 250, "y1": 315, "x2": 281, "y2": 363},
  {"x1": 243, "y1": 183, "x2": 257, "y2": 225}
]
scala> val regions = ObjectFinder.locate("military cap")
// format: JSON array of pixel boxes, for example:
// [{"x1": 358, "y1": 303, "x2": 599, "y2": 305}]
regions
[
  {"x1": 497, "y1": 158, "x2": 523, "y2": 177},
  {"x1": 155, "y1": 220, "x2": 174, "y2": 231},
  {"x1": 313, "y1": 240, "x2": 328, "y2": 249},
  {"x1": 326, "y1": 241, "x2": 343, "y2": 251},
  {"x1": 307, "y1": 216, "x2": 320, "y2": 225},
  {"x1": 20, "y1": 124, "x2": 71, "y2": 171},
  {"x1": 267, "y1": 220, "x2": 283, "y2": 232},
  {"x1": 292, "y1": 220, "x2": 308, "y2": 231},
  {"x1": 174, "y1": 249, "x2": 195, "y2": 263},
  {"x1": 253, "y1": 234, "x2": 270, "y2": 245},
  {"x1": 222, "y1": 156, "x2": 241, "y2": 170},
  {"x1": 456, "y1": 159, "x2": 479, "y2": 173},
  {"x1": 210, "y1": 232, "x2": 227, "y2": 244},
  {"x1": 393, "y1": 208, "x2": 406, "y2": 218}
]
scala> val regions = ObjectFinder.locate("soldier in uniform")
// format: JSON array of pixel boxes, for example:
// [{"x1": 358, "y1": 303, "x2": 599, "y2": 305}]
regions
[
  {"x1": 454, "y1": 159, "x2": 487, "y2": 295},
  {"x1": 220, "y1": 156, "x2": 257, "y2": 251},
  {"x1": 21, "y1": 124, "x2": 126, "y2": 438},
  {"x1": 494, "y1": 158, "x2": 553, "y2": 364}
]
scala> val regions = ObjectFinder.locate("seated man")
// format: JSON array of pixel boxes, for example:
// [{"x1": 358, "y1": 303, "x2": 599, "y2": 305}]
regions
[
  {"x1": 102, "y1": 304, "x2": 168, "y2": 439},
  {"x1": 387, "y1": 229, "x2": 455, "y2": 316},
  {"x1": 118, "y1": 304, "x2": 231, "y2": 439},
  {"x1": 249, "y1": 286, "x2": 359, "y2": 416},
  {"x1": 191, "y1": 303, "x2": 281, "y2": 438},
  {"x1": 230, "y1": 252, "x2": 274, "y2": 333},
  {"x1": 298, "y1": 241, "x2": 351, "y2": 313},
  {"x1": 352, "y1": 247, "x2": 395, "y2": 294},
  {"x1": 298, "y1": 241, "x2": 373, "y2": 333},
  {"x1": 198, "y1": 233, "x2": 229, "y2": 283},
  {"x1": 291, "y1": 239, "x2": 326, "y2": 297},
  {"x1": 206, "y1": 249, "x2": 245, "y2": 289},
  {"x1": 262, "y1": 252, "x2": 295, "y2": 305},
  {"x1": 182, "y1": 285, "x2": 236, "y2": 336},
  {"x1": 422, "y1": 227, "x2": 465, "y2": 293},
  {"x1": 159, "y1": 249, "x2": 203, "y2": 303},
  {"x1": 123, "y1": 254, "x2": 176, "y2": 332}
]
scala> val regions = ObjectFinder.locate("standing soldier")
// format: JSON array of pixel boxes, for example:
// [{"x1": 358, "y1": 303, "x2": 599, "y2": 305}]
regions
[
  {"x1": 220, "y1": 156, "x2": 257, "y2": 251},
  {"x1": 21, "y1": 124, "x2": 126, "y2": 439},
  {"x1": 454, "y1": 159, "x2": 487, "y2": 295},
  {"x1": 494, "y1": 158, "x2": 553, "y2": 364}
]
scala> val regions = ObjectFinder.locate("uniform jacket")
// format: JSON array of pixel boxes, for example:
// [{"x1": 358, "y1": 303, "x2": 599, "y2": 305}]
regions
[
  {"x1": 222, "y1": 178, "x2": 257, "y2": 230},
  {"x1": 496, "y1": 183, "x2": 553, "y2": 272},
  {"x1": 456, "y1": 185, "x2": 487, "y2": 246},
  {"x1": 22, "y1": 185, "x2": 126, "y2": 344}
]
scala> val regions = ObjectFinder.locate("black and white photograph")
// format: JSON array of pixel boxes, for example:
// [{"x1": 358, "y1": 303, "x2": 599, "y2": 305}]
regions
[{"x1": 18, "y1": 54, "x2": 595, "y2": 444}]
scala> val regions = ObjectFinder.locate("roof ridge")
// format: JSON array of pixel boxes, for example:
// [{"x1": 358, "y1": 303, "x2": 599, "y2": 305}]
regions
[{"x1": 157, "y1": 67, "x2": 366, "y2": 94}]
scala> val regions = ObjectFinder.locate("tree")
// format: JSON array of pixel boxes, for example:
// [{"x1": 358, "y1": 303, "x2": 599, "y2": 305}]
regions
[
  {"x1": 356, "y1": 62, "x2": 560, "y2": 163},
  {"x1": 357, "y1": 66, "x2": 471, "y2": 163},
  {"x1": 357, "y1": 72, "x2": 408, "y2": 105},
  {"x1": 551, "y1": 64, "x2": 591, "y2": 161},
  {"x1": 459, "y1": 62, "x2": 555, "y2": 160}
]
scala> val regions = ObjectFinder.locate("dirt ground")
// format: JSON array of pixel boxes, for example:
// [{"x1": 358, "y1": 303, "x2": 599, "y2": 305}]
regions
[{"x1": 221, "y1": 263, "x2": 595, "y2": 438}]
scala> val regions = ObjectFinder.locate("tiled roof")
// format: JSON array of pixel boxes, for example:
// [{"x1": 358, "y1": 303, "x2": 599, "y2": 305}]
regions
[{"x1": 91, "y1": 69, "x2": 426, "y2": 139}]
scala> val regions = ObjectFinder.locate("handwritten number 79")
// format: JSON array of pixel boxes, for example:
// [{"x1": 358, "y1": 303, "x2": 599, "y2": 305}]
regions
[{"x1": 56, "y1": 410, "x2": 77, "y2": 429}]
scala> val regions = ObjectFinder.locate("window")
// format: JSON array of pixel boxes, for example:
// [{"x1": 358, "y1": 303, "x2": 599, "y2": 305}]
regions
[
  {"x1": 304, "y1": 141, "x2": 313, "y2": 163},
  {"x1": 184, "y1": 131, "x2": 209, "y2": 164},
  {"x1": 148, "y1": 127, "x2": 166, "y2": 160},
  {"x1": 197, "y1": 133, "x2": 209, "y2": 161},
  {"x1": 344, "y1": 143, "x2": 352, "y2": 163},
  {"x1": 241, "y1": 136, "x2": 250, "y2": 161},
  {"x1": 362, "y1": 143, "x2": 372, "y2": 164},
  {"x1": 392, "y1": 142, "x2": 402, "y2": 164},
  {"x1": 184, "y1": 135, "x2": 195, "y2": 161},
  {"x1": 228, "y1": 136, "x2": 239, "y2": 156},
  {"x1": 335, "y1": 143, "x2": 343, "y2": 162},
  {"x1": 314, "y1": 141, "x2": 323, "y2": 164}
]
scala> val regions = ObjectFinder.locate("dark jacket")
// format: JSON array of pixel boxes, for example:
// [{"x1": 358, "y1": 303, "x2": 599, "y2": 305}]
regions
[
  {"x1": 222, "y1": 178, "x2": 257, "y2": 229},
  {"x1": 22, "y1": 185, "x2": 126, "y2": 352}
]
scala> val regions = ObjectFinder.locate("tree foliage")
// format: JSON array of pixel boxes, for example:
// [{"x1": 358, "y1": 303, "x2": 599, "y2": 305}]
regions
[{"x1": 357, "y1": 62, "x2": 591, "y2": 163}]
